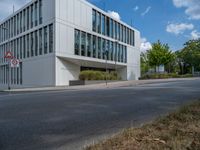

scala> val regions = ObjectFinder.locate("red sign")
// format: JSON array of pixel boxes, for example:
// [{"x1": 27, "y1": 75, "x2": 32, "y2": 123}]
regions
[
  {"x1": 11, "y1": 59, "x2": 19, "y2": 68},
  {"x1": 4, "y1": 51, "x2": 13, "y2": 59}
]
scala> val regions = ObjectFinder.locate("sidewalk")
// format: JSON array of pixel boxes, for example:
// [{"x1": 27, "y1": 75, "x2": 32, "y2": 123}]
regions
[{"x1": 2, "y1": 78, "x2": 199, "y2": 92}]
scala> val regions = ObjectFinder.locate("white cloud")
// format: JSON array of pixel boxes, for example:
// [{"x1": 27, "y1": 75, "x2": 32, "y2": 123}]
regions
[
  {"x1": 0, "y1": 0, "x2": 31, "y2": 21},
  {"x1": 108, "y1": 10, "x2": 121, "y2": 20},
  {"x1": 166, "y1": 23, "x2": 194, "y2": 35},
  {"x1": 172, "y1": 0, "x2": 200, "y2": 20},
  {"x1": 191, "y1": 30, "x2": 200, "y2": 40},
  {"x1": 141, "y1": 6, "x2": 151, "y2": 16},
  {"x1": 140, "y1": 38, "x2": 152, "y2": 52},
  {"x1": 133, "y1": 6, "x2": 139, "y2": 11}
]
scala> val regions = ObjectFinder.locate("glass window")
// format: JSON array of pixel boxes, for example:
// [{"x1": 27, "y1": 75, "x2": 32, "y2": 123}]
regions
[
  {"x1": 131, "y1": 30, "x2": 135, "y2": 46},
  {"x1": 118, "y1": 44, "x2": 121, "y2": 62},
  {"x1": 102, "y1": 39, "x2": 106, "y2": 59},
  {"x1": 39, "y1": 0, "x2": 42, "y2": 24},
  {"x1": 125, "y1": 27, "x2": 127, "y2": 44},
  {"x1": 110, "y1": 19, "x2": 113, "y2": 38},
  {"x1": 31, "y1": 5, "x2": 34, "y2": 28},
  {"x1": 97, "y1": 12, "x2": 101, "y2": 33},
  {"x1": 98, "y1": 37, "x2": 101, "y2": 59},
  {"x1": 31, "y1": 32, "x2": 34, "y2": 57},
  {"x1": 44, "y1": 26, "x2": 48, "y2": 54},
  {"x1": 110, "y1": 42, "x2": 114, "y2": 61},
  {"x1": 20, "y1": 37, "x2": 22, "y2": 59},
  {"x1": 87, "y1": 33, "x2": 91, "y2": 57},
  {"x1": 81, "y1": 32, "x2": 86, "y2": 56},
  {"x1": 27, "y1": 8, "x2": 29, "y2": 30},
  {"x1": 117, "y1": 23, "x2": 120, "y2": 40},
  {"x1": 35, "y1": 2, "x2": 38, "y2": 26},
  {"x1": 127, "y1": 28, "x2": 129, "y2": 45},
  {"x1": 16, "y1": 15, "x2": 19, "y2": 35},
  {"x1": 101, "y1": 15, "x2": 105, "y2": 35},
  {"x1": 92, "y1": 10, "x2": 96, "y2": 32},
  {"x1": 20, "y1": 13, "x2": 22, "y2": 33},
  {"x1": 49, "y1": 24, "x2": 53, "y2": 53},
  {"x1": 35, "y1": 31, "x2": 38, "y2": 56},
  {"x1": 75, "y1": 29, "x2": 80, "y2": 55},
  {"x1": 123, "y1": 26, "x2": 126, "y2": 43},
  {"x1": 120, "y1": 24, "x2": 123, "y2": 42},
  {"x1": 106, "y1": 17, "x2": 110, "y2": 36},
  {"x1": 23, "y1": 10, "x2": 26, "y2": 31},
  {"x1": 39, "y1": 29, "x2": 42, "y2": 55},
  {"x1": 23, "y1": 36, "x2": 26, "y2": 58},
  {"x1": 113, "y1": 21, "x2": 116, "y2": 39},
  {"x1": 115, "y1": 42, "x2": 118, "y2": 62},
  {"x1": 27, "y1": 34, "x2": 30, "y2": 57},
  {"x1": 93, "y1": 35, "x2": 96, "y2": 58}
]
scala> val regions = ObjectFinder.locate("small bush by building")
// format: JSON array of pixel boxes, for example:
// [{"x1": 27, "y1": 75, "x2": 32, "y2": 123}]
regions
[{"x1": 79, "y1": 70, "x2": 121, "y2": 81}]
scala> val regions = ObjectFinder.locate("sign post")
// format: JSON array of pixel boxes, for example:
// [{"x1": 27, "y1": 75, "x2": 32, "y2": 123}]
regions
[{"x1": 4, "y1": 51, "x2": 13, "y2": 90}]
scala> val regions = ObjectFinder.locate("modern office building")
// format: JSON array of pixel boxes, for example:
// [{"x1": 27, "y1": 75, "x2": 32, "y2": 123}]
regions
[{"x1": 0, "y1": 0, "x2": 141, "y2": 89}]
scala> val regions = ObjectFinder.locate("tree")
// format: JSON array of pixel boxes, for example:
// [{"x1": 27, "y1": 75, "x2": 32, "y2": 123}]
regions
[
  {"x1": 176, "y1": 39, "x2": 200, "y2": 74},
  {"x1": 147, "y1": 41, "x2": 175, "y2": 72}
]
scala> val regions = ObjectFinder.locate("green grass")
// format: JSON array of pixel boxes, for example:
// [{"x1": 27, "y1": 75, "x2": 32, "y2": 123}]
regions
[{"x1": 85, "y1": 100, "x2": 200, "y2": 150}]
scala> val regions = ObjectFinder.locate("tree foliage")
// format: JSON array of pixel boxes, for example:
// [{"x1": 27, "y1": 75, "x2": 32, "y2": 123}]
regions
[
  {"x1": 147, "y1": 41, "x2": 175, "y2": 68},
  {"x1": 177, "y1": 39, "x2": 200, "y2": 72}
]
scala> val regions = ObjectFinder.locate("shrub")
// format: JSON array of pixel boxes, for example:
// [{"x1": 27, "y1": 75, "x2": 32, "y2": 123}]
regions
[
  {"x1": 139, "y1": 73, "x2": 193, "y2": 80},
  {"x1": 79, "y1": 70, "x2": 120, "y2": 81}
]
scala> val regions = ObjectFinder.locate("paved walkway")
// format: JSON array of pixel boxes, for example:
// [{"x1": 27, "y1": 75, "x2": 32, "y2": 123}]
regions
[{"x1": 2, "y1": 78, "x2": 199, "y2": 92}]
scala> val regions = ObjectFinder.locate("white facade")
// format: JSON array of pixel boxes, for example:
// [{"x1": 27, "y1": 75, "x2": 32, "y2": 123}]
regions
[{"x1": 0, "y1": 0, "x2": 141, "y2": 89}]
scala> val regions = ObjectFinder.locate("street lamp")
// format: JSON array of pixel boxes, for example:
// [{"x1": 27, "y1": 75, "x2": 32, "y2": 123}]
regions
[{"x1": 1, "y1": 26, "x2": 11, "y2": 90}]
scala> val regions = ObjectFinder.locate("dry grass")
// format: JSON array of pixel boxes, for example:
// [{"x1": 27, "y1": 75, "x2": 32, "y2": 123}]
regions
[{"x1": 85, "y1": 100, "x2": 200, "y2": 150}]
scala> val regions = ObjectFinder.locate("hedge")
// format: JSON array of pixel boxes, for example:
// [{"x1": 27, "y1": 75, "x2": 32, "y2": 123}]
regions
[
  {"x1": 79, "y1": 70, "x2": 120, "y2": 81},
  {"x1": 139, "y1": 73, "x2": 193, "y2": 80}
]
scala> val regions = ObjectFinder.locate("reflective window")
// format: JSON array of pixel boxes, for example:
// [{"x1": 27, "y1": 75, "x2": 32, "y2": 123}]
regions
[
  {"x1": 31, "y1": 5, "x2": 34, "y2": 28},
  {"x1": 27, "y1": 8, "x2": 29, "y2": 30},
  {"x1": 23, "y1": 36, "x2": 26, "y2": 58},
  {"x1": 102, "y1": 38, "x2": 105, "y2": 59},
  {"x1": 98, "y1": 37, "x2": 101, "y2": 59},
  {"x1": 110, "y1": 19, "x2": 113, "y2": 38},
  {"x1": 20, "y1": 12, "x2": 22, "y2": 33},
  {"x1": 87, "y1": 33, "x2": 91, "y2": 57},
  {"x1": 31, "y1": 32, "x2": 34, "y2": 56},
  {"x1": 27, "y1": 34, "x2": 30, "y2": 57},
  {"x1": 81, "y1": 32, "x2": 86, "y2": 56},
  {"x1": 35, "y1": 31, "x2": 38, "y2": 56},
  {"x1": 101, "y1": 15, "x2": 105, "y2": 35},
  {"x1": 93, "y1": 35, "x2": 96, "y2": 58},
  {"x1": 97, "y1": 12, "x2": 101, "y2": 33},
  {"x1": 44, "y1": 27, "x2": 48, "y2": 54},
  {"x1": 39, "y1": 0, "x2": 42, "y2": 24},
  {"x1": 35, "y1": 2, "x2": 38, "y2": 26},
  {"x1": 49, "y1": 24, "x2": 53, "y2": 53},
  {"x1": 39, "y1": 29, "x2": 42, "y2": 55},
  {"x1": 75, "y1": 29, "x2": 80, "y2": 55},
  {"x1": 106, "y1": 17, "x2": 110, "y2": 36},
  {"x1": 92, "y1": 10, "x2": 96, "y2": 32}
]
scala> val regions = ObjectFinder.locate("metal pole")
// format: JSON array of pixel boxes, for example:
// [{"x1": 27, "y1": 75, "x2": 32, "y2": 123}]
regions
[
  {"x1": 105, "y1": 52, "x2": 108, "y2": 86},
  {"x1": 2, "y1": 27, "x2": 11, "y2": 90}
]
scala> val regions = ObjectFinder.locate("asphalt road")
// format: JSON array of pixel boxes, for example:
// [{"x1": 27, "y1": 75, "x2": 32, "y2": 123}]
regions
[{"x1": 0, "y1": 79, "x2": 200, "y2": 150}]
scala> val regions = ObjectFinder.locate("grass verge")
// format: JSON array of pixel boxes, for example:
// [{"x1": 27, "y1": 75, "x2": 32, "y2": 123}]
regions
[{"x1": 85, "y1": 100, "x2": 200, "y2": 150}]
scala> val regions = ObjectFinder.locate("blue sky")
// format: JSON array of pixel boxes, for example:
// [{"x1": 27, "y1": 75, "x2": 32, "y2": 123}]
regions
[{"x1": 0, "y1": 0, "x2": 200, "y2": 51}]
